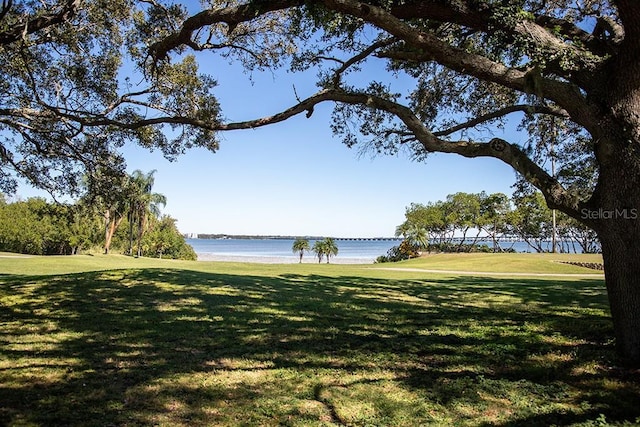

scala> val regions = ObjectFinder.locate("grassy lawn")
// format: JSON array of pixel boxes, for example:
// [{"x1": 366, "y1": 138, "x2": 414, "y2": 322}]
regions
[
  {"x1": 384, "y1": 253, "x2": 604, "y2": 274},
  {"x1": 0, "y1": 254, "x2": 638, "y2": 426}
]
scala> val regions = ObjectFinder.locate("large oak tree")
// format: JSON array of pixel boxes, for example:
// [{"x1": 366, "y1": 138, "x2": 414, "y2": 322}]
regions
[{"x1": 147, "y1": 0, "x2": 640, "y2": 366}]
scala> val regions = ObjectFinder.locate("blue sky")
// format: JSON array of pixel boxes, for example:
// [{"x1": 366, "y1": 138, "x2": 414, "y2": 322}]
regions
[{"x1": 15, "y1": 38, "x2": 526, "y2": 238}]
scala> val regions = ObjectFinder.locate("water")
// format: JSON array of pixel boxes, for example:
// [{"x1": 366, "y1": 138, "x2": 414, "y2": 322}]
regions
[
  {"x1": 186, "y1": 238, "x2": 590, "y2": 263},
  {"x1": 186, "y1": 238, "x2": 401, "y2": 263}
]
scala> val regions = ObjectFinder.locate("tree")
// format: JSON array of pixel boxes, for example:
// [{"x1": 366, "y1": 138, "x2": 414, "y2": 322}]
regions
[
  {"x1": 398, "y1": 195, "x2": 494, "y2": 252},
  {"x1": 0, "y1": 198, "x2": 49, "y2": 254},
  {"x1": 0, "y1": 195, "x2": 195, "y2": 258},
  {"x1": 395, "y1": 222, "x2": 428, "y2": 254},
  {"x1": 148, "y1": 0, "x2": 640, "y2": 365},
  {"x1": 311, "y1": 238, "x2": 339, "y2": 263},
  {"x1": 88, "y1": 171, "x2": 131, "y2": 255},
  {"x1": 397, "y1": 202, "x2": 449, "y2": 246},
  {"x1": 321, "y1": 237, "x2": 339, "y2": 264},
  {"x1": 0, "y1": 0, "x2": 220, "y2": 198},
  {"x1": 509, "y1": 191, "x2": 554, "y2": 253},
  {"x1": 399, "y1": 190, "x2": 598, "y2": 254},
  {"x1": 67, "y1": 202, "x2": 102, "y2": 255},
  {"x1": 480, "y1": 192, "x2": 511, "y2": 252},
  {"x1": 128, "y1": 169, "x2": 166, "y2": 257},
  {"x1": 558, "y1": 214, "x2": 601, "y2": 254},
  {"x1": 312, "y1": 240, "x2": 325, "y2": 264},
  {"x1": 143, "y1": 215, "x2": 197, "y2": 260},
  {"x1": 292, "y1": 237, "x2": 310, "y2": 263},
  {"x1": 0, "y1": 197, "x2": 99, "y2": 255},
  {"x1": 447, "y1": 192, "x2": 483, "y2": 250}
]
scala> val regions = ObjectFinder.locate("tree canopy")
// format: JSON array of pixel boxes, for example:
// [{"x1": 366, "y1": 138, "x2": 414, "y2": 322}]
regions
[
  {"x1": 395, "y1": 191, "x2": 600, "y2": 254},
  {"x1": 147, "y1": 0, "x2": 616, "y2": 223},
  {"x1": 0, "y1": 0, "x2": 219, "y2": 196}
]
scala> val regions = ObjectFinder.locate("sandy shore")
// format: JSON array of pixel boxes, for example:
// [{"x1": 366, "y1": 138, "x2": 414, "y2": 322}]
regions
[{"x1": 196, "y1": 253, "x2": 375, "y2": 264}]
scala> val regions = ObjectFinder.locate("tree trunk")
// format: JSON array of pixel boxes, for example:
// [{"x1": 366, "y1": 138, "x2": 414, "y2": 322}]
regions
[
  {"x1": 127, "y1": 213, "x2": 135, "y2": 256},
  {"x1": 136, "y1": 213, "x2": 148, "y2": 258},
  {"x1": 104, "y1": 211, "x2": 124, "y2": 255},
  {"x1": 588, "y1": 106, "x2": 640, "y2": 366},
  {"x1": 105, "y1": 219, "x2": 118, "y2": 254},
  {"x1": 456, "y1": 227, "x2": 469, "y2": 251},
  {"x1": 104, "y1": 210, "x2": 111, "y2": 254},
  {"x1": 588, "y1": 53, "x2": 640, "y2": 365},
  {"x1": 586, "y1": 145, "x2": 640, "y2": 366},
  {"x1": 598, "y1": 223, "x2": 640, "y2": 366}
]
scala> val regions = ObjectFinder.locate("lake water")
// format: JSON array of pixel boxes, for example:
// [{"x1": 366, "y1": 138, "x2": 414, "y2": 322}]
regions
[
  {"x1": 186, "y1": 238, "x2": 557, "y2": 263},
  {"x1": 187, "y1": 238, "x2": 401, "y2": 263}
]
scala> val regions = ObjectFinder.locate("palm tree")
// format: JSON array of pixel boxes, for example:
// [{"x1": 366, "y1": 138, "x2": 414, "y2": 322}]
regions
[
  {"x1": 322, "y1": 237, "x2": 338, "y2": 264},
  {"x1": 127, "y1": 170, "x2": 166, "y2": 257},
  {"x1": 126, "y1": 175, "x2": 141, "y2": 256},
  {"x1": 404, "y1": 224, "x2": 429, "y2": 254},
  {"x1": 292, "y1": 238, "x2": 310, "y2": 263},
  {"x1": 312, "y1": 240, "x2": 325, "y2": 264}
]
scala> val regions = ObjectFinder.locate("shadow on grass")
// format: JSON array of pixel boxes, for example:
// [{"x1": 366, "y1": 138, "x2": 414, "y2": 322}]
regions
[{"x1": 0, "y1": 268, "x2": 638, "y2": 426}]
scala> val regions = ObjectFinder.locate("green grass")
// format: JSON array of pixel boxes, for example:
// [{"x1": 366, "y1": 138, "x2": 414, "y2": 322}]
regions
[
  {"x1": 1, "y1": 254, "x2": 638, "y2": 426},
  {"x1": 387, "y1": 253, "x2": 604, "y2": 274}
]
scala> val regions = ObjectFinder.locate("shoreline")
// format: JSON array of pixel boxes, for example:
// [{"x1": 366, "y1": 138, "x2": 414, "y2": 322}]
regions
[{"x1": 196, "y1": 253, "x2": 375, "y2": 264}]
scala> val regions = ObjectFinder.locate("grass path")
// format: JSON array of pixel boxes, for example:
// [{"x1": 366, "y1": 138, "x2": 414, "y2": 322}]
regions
[
  {"x1": 373, "y1": 252, "x2": 604, "y2": 274},
  {"x1": 376, "y1": 267, "x2": 604, "y2": 278}
]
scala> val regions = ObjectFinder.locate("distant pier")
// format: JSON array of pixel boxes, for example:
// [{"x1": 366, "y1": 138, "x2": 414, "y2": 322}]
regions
[
  {"x1": 185, "y1": 234, "x2": 529, "y2": 242},
  {"x1": 334, "y1": 237, "x2": 401, "y2": 241},
  {"x1": 187, "y1": 234, "x2": 402, "y2": 241}
]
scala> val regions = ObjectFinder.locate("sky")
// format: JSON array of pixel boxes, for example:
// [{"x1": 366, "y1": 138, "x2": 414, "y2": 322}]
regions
[{"x1": 13, "y1": 33, "x2": 528, "y2": 238}]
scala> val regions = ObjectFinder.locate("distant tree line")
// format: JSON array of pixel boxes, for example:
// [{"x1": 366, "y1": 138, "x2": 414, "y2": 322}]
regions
[
  {"x1": 378, "y1": 191, "x2": 600, "y2": 263},
  {"x1": 0, "y1": 171, "x2": 196, "y2": 260},
  {"x1": 198, "y1": 234, "x2": 327, "y2": 241}
]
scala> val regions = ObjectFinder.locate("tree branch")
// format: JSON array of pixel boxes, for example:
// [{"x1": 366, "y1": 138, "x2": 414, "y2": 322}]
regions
[
  {"x1": 0, "y1": 0, "x2": 12, "y2": 22},
  {"x1": 149, "y1": 0, "x2": 304, "y2": 62},
  {"x1": 351, "y1": 91, "x2": 581, "y2": 218},
  {"x1": 535, "y1": 15, "x2": 617, "y2": 55},
  {"x1": 613, "y1": 0, "x2": 639, "y2": 49},
  {"x1": 322, "y1": 0, "x2": 596, "y2": 124},
  {"x1": 143, "y1": 0, "x2": 603, "y2": 219},
  {"x1": 96, "y1": 85, "x2": 577, "y2": 219},
  {"x1": 333, "y1": 0, "x2": 608, "y2": 84},
  {"x1": 0, "y1": 0, "x2": 79, "y2": 46},
  {"x1": 592, "y1": 15, "x2": 625, "y2": 45},
  {"x1": 387, "y1": 0, "x2": 490, "y2": 29},
  {"x1": 330, "y1": 37, "x2": 396, "y2": 86},
  {"x1": 377, "y1": 47, "x2": 597, "y2": 131},
  {"x1": 149, "y1": 0, "x2": 599, "y2": 129},
  {"x1": 433, "y1": 104, "x2": 569, "y2": 137},
  {"x1": 387, "y1": 1, "x2": 614, "y2": 57}
]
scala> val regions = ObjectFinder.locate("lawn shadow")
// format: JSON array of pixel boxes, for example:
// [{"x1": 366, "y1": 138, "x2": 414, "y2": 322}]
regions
[{"x1": 1, "y1": 268, "x2": 638, "y2": 426}]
